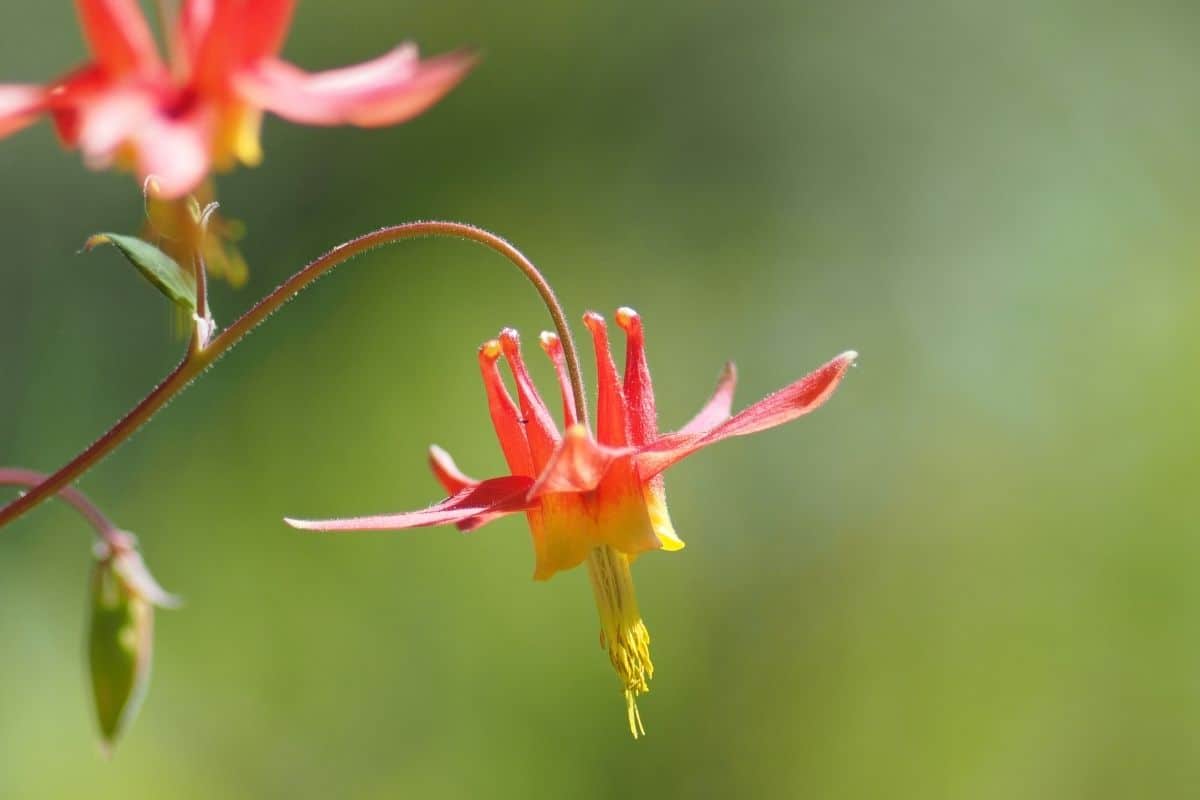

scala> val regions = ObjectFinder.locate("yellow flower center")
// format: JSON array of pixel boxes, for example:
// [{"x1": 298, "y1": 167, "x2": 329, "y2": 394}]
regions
[{"x1": 585, "y1": 545, "x2": 653, "y2": 737}]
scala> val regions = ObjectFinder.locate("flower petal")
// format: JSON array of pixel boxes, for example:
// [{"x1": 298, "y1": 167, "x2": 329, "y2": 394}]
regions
[
  {"x1": 538, "y1": 332, "x2": 578, "y2": 428},
  {"x1": 75, "y1": 0, "x2": 163, "y2": 76},
  {"x1": 642, "y1": 481, "x2": 685, "y2": 551},
  {"x1": 529, "y1": 424, "x2": 633, "y2": 498},
  {"x1": 45, "y1": 64, "x2": 111, "y2": 146},
  {"x1": 582, "y1": 312, "x2": 629, "y2": 447},
  {"x1": 74, "y1": 86, "x2": 156, "y2": 163},
  {"x1": 233, "y1": 0, "x2": 294, "y2": 62},
  {"x1": 428, "y1": 444, "x2": 478, "y2": 495},
  {"x1": 426, "y1": 446, "x2": 521, "y2": 532},
  {"x1": 677, "y1": 362, "x2": 737, "y2": 435},
  {"x1": 615, "y1": 307, "x2": 659, "y2": 446},
  {"x1": 636, "y1": 350, "x2": 857, "y2": 478},
  {"x1": 129, "y1": 112, "x2": 212, "y2": 198},
  {"x1": 0, "y1": 85, "x2": 44, "y2": 138},
  {"x1": 478, "y1": 340, "x2": 535, "y2": 477},
  {"x1": 285, "y1": 475, "x2": 536, "y2": 532},
  {"x1": 235, "y1": 46, "x2": 475, "y2": 127},
  {"x1": 186, "y1": 0, "x2": 295, "y2": 90},
  {"x1": 499, "y1": 328, "x2": 561, "y2": 471}
]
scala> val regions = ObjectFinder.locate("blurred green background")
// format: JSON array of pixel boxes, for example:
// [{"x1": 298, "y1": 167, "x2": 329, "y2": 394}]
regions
[{"x1": 3, "y1": 0, "x2": 1200, "y2": 797}]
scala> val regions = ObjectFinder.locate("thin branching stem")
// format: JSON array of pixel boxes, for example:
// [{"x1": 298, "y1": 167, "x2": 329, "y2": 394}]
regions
[{"x1": 0, "y1": 221, "x2": 588, "y2": 529}]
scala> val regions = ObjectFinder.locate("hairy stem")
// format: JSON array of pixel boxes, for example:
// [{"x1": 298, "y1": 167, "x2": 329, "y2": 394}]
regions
[
  {"x1": 0, "y1": 221, "x2": 588, "y2": 529},
  {"x1": 0, "y1": 468, "x2": 122, "y2": 545}
]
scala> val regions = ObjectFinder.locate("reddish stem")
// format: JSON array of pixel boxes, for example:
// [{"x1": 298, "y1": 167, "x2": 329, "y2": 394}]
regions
[
  {"x1": 0, "y1": 222, "x2": 587, "y2": 529},
  {"x1": 0, "y1": 468, "x2": 123, "y2": 546}
]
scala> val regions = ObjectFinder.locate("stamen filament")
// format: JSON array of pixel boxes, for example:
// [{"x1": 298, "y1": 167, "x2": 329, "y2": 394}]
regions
[{"x1": 585, "y1": 544, "x2": 652, "y2": 737}]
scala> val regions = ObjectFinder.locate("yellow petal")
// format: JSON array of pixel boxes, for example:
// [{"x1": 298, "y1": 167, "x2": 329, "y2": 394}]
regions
[{"x1": 643, "y1": 479, "x2": 685, "y2": 551}]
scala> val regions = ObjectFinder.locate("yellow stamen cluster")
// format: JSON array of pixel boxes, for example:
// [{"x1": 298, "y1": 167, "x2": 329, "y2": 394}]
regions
[{"x1": 586, "y1": 545, "x2": 653, "y2": 737}]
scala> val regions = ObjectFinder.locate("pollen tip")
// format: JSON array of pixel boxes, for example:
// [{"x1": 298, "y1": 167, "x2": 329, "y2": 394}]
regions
[
  {"x1": 479, "y1": 339, "x2": 503, "y2": 360},
  {"x1": 538, "y1": 331, "x2": 560, "y2": 351},
  {"x1": 840, "y1": 350, "x2": 859, "y2": 365},
  {"x1": 614, "y1": 306, "x2": 642, "y2": 333}
]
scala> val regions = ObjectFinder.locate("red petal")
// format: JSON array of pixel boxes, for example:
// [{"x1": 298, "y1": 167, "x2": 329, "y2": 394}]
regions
[
  {"x1": 177, "y1": 0, "x2": 215, "y2": 59},
  {"x1": 529, "y1": 424, "x2": 632, "y2": 498},
  {"x1": 499, "y1": 328, "x2": 560, "y2": 471},
  {"x1": 582, "y1": 312, "x2": 629, "y2": 447},
  {"x1": 129, "y1": 111, "x2": 212, "y2": 198},
  {"x1": 187, "y1": 0, "x2": 295, "y2": 90},
  {"x1": 677, "y1": 362, "x2": 737, "y2": 435},
  {"x1": 0, "y1": 85, "x2": 44, "y2": 138},
  {"x1": 636, "y1": 351, "x2": 857, "y2": 478},
  {"x1": 234, "y1": 0, "x2": 294, "y2": 62},
  {"x1": 285, "y1": 475, "x2": 536, "y2": 532},
  {"x1": 428, "y1": 445, "x2": 478, "y2": 495},
  {"x1": 235, "y1": 46, "x2": 474, "y2": 127},
  {"x1": 538, "y1": 332, "x2": 578, "y2": 427},
  {"x1": 478, "y1": 340, "x2": 535, "y2": 477},
  {"x1": 44, "y1": 64, "x2": 111, "y2": 146},
  {"x1": 74, "y1": 86, "x2": 155, "y2": 161},
  {"x1": 615, "y1": 307, "x2": 658, "y2": 446},
  {"x1": 75, "y1": 0, "x2": 163, "y2": 76}
]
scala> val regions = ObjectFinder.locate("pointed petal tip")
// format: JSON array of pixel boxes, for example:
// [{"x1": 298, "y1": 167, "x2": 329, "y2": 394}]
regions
[
  {"x1": 157, "y1": 594, "x2": 183, "y2": 610},
  {"x1": 839, "y1": 350, "x2": 859, "y2": 365},
  {"x1": 284, "y1": 515, "x2": 369, "y2": 532},
  {"x1": 538, "y1": 330, "x2": 560, "y2": 351}
]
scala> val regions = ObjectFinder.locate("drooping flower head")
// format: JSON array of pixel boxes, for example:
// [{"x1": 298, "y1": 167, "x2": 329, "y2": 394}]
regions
[
  {"x1": 0, "y1": 0, "x2": 473, "y2": 197},
  {"x1": 289, "y1": 307, "x2": 856, "y2": 735}
]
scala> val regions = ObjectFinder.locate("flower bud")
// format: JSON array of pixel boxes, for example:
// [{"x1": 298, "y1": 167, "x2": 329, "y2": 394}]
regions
[{"x1": 87, "y1": 536, "x2": 176, "y2": 754}]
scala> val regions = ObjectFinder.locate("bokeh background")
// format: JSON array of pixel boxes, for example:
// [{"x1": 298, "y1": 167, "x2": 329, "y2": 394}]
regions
[{"x1": 3, "y1": 1, "x2": 1200, "y2": 797}]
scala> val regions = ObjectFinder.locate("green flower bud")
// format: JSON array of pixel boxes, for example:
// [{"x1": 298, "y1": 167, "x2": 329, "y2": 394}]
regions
[{"x1": 87, "y1": 536, "x2": 176, "y2": 755}]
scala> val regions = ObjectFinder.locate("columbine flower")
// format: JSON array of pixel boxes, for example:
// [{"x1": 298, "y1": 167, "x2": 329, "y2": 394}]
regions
[
  {"x1": 0, "y1": 0, "x2": 473, "y2": 197},
  {"x1": 288, "y1": 307, "x2": 856, "y2": 736}
]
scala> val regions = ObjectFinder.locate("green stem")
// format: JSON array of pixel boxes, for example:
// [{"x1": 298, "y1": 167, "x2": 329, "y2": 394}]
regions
[{"x1": 0, "y1": 221, "x2": 588, "y2": 529}]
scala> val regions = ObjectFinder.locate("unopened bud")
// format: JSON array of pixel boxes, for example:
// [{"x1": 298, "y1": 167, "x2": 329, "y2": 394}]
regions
[{"x1": 87, "y1": 537, "x2": 176, "y2": 755}]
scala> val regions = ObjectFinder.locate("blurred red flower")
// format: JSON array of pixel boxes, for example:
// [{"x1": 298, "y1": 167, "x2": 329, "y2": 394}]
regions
[{"x1": 0, "y1": 1, "x2": 473, "y2": 196}]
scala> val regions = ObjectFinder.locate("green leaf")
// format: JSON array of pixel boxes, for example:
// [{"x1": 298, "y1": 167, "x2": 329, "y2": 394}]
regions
[
  {"x1": 88, "y1": 556, "x2": 154, "y2": 755},
  {"x1": 84, "y1": 233, "x2": 197, "y2": 313}
]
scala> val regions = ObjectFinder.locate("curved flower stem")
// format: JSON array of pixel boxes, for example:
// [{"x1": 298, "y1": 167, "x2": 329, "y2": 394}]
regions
[
  {"x1": 0, "y1": 221, "x2": 589, "y2": 530},
  {"x1": 0, "y1": 468, "x2": 124, "y2": 547}
]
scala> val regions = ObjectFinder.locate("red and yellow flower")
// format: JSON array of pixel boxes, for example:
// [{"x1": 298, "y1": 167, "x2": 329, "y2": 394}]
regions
[
  {"x1": 289, "y1": 307, "x2": 856, "y2": 735},
  {"x1": 0, "y1": 0, "x2": 473, "y2": 197}
]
